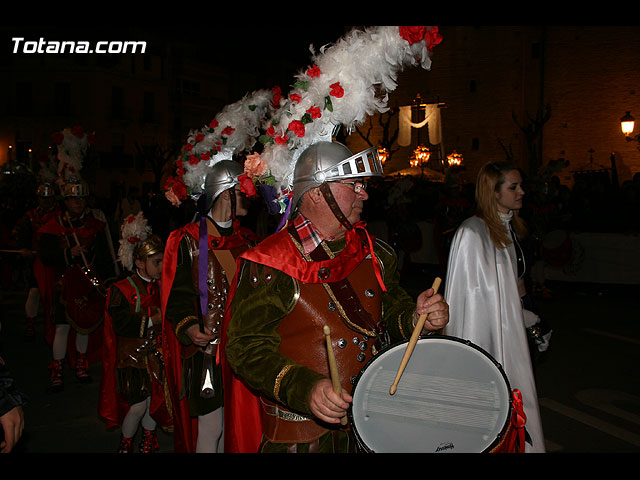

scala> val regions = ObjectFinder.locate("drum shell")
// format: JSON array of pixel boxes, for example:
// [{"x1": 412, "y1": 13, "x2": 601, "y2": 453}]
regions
[{"x1": 349, "y1": 335, "x2": 514, "y2": 453}]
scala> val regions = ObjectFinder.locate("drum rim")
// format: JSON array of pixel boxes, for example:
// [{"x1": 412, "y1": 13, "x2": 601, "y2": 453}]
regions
[{"x1": 348, "y1": 334, "x2": 514, "y2": 453}]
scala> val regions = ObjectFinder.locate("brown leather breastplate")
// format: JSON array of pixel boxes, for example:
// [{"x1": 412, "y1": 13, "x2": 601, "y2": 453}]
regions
[
  {"x1": 261, "y1": 254, "x2": 385, "y2": 444},
  {"x1": 279, "y1": 257, "x2": 383, "y2": 392},
  {"x1": 184, "y1": 233, "x2": 248, "y2": 356}
]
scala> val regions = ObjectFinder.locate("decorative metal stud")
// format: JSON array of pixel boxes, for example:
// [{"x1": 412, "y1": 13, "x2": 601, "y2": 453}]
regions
[
  {"x1": 357, "y1": 352, "x2": 366, "y2": 362},
  {"x1": 365, "y1": 289, "x2": 375, "y2": 298},
  {"x1": 328, "y1": 301, "x2": 336, "y2": 311},
  {"x1": 318, "y1": 267, "x2": 331, "y2": 280},
  {"x1": 337, "y1": 338, "x2": 347, "y2": 349}
]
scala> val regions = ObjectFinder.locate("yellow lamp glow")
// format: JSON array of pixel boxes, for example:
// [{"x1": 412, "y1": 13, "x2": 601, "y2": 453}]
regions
[
  {"x1": 621, "y1": 111, "x2": 635, "y2": 136},
  {"x1": 447, "y1": 150, "x2": 463, "y2": 167},
  {"x1": 378, "y1": 147, "x2": 389, "y2": 165}
]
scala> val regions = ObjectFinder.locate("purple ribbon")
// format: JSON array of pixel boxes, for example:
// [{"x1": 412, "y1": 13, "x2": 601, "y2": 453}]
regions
[{"x1": 198, "y1": 215, "x2": 208, "y2": 329}]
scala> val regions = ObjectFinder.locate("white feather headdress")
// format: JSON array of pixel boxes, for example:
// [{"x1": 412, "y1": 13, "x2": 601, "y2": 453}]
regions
[
  {"x1": 52, "y1": 125, "x2": 95, "y2": 190},
  {"x1": 246, "y1": 26, "x2": 443, "y2": 208},
  {"x1": 118, "y1": 211, "x2": 153, "y2": 272},
  {"x1": 164, "y1": 88, "x2": 277, "y2": 206}
]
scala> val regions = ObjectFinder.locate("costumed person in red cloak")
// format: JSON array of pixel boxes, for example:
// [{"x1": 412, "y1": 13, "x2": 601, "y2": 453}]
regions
[
  {"x1": 16, "y1": 179, "x2": 61, "y2": 341},
  {"x1": 161, "y1": 161, "x2": 260, "y2": 453},
  {"x1": 99, "y1": 211, "x2": 173, "y2": 453},
  {"x1": 38, "y1": 127, "x2": 118, "y2": 392},
  {"x1": 224, "y1": 140, "x2": 449, "y2": 453},
  {"x1": 221, "y1": 26, "x2": 466, "y2": 454},
  {"x1": 160, "y1": 90, "x2": 272, "y2": 453}
]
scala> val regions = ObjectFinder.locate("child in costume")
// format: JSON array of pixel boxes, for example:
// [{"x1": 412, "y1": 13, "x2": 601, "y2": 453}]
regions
[{"x1": 99, "y1": 212, "x2": 172, "y2": 453}]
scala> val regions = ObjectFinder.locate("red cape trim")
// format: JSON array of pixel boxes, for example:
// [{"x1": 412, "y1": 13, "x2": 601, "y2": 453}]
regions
[{"x1": 239, "y1": 224, "x2": 369, "y2": 284}]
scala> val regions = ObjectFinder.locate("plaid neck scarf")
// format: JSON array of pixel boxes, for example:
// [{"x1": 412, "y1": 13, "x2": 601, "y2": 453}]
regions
[{"x1": 292, "y1": 213, "x2": 335, "y2": 254}]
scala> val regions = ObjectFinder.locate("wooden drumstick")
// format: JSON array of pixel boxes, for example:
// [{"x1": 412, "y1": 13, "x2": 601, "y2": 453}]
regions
[
  {"x1": 389, "y1": 277, "x2": 442, "y2": 395},
  {"x1": 323, "y1": 325, "x2": 348, "y2": 426}
]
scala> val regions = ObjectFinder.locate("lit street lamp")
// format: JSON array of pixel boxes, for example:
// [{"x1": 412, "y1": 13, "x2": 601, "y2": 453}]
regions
[
  {"x1": 447, "y1": 150, "x2": 463, "y2": 167},
  {"x1": 621, "y1": 111, "x2": 640, "y2": 149}
]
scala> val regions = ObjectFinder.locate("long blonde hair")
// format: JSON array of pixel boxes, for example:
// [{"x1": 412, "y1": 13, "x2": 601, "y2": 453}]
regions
[{"x1": 475, "y1": 162, "x2": 527, "y2": 249}]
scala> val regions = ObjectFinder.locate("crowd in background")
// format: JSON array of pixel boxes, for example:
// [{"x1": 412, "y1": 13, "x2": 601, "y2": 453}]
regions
[{"x1": 1, "y1": 162, "x2": 639, "y2": 293}]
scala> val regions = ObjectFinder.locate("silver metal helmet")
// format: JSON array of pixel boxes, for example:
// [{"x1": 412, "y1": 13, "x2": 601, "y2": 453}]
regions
[
  {"x1": 36, "y1": 182, "x2": 56, "y2": 197},
  {"x1": 291, "y1": 142, "x2": 383, "y2": 209},
  {"x1": 61, "y1": 180, "x2": 89, "y2": 198},
  {"x1": 203, "y1": 160, "x2": 244, "y2": 213}
]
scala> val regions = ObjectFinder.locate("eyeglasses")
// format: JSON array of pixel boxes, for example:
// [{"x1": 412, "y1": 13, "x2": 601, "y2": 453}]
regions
[{"x1": 335, "y1": 181, "x2": 367, "y2": 193}]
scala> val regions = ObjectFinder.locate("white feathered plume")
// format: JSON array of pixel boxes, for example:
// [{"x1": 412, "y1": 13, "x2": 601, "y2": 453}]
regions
[
  {"x1": 164, "y1": 88, "x2": 277, "y2": 206},
  {"x1": 248, "y1": 25, "x2": 442, "y2": 204},
  {"x1": 52, "y1": 126, "x2": 94, "y2": 190},
  {"x1": 117, "y1": 211, "x2": 153, "y2": 272}
]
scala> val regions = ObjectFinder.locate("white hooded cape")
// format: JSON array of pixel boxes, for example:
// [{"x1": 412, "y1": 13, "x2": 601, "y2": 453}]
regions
[{"x1": 443, "y1": 215, "x2": 545, "y2": 453}]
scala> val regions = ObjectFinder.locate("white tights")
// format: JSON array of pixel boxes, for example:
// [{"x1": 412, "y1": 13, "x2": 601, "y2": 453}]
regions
[
  {"x1": 196, "y1": 407, "x2": 224, "y2": 453},
  {"x1": 52, "y1": 324, "x2": 88, "y2": 360},
  {"x1": 121, "y1": 397, "x2": 156, "y2": 438}
]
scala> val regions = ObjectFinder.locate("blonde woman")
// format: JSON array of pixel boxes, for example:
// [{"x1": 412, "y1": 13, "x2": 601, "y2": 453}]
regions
[{"x1": 443, "y1": 162, "x2": 545, "y2": 453}]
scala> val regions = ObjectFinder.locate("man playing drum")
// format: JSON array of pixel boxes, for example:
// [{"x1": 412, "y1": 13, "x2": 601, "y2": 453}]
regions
[{"x1": 223, "y1": 141, "x2": 449, "y2": 453}]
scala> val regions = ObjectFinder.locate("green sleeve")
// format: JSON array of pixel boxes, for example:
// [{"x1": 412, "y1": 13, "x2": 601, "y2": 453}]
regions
[
  {"x1": 164, "y1": 237, "x2": 200, "y2": 345},
  {"x1": 226, "y1": 260, "x2": 325, "y2": 415},
  {"x1": 375, "y1": 239, "x2": 417, "y2": 342}
]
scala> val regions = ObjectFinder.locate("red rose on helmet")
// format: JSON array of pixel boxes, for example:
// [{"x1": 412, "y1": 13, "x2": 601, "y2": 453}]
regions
[
  {"x1": 266, "y1": 125, "x2": 276, "y2": 137},
  {"x1": 307, "y1": 106, "x2": 322, "y2": 119},
  {"x1": 329, "y1": 82, "x2": 344, "y2": 98},
  {"x1": 399, "y1": 26, "x2": 427, "y2": 45},
  {"x1": 288, "y1": 120, "x2": 306, "y2": 138},
  {"x1": 165, "y1": 176, "x2": 187, "y2": 200},
  {"x1": 238, "y1": 174, "x2": 258, "y2": 198},
  {"x1": 425, "y1": 26, "x2": 443, "y2": 51},
  {"x1": 307, "y1": 65, "x2": 321, "y2": 77}
]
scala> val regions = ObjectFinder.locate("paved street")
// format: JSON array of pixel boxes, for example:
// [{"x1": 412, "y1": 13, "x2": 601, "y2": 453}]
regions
[{"x1": 1, "y1": 276, "x2": 639, "y2": 454}]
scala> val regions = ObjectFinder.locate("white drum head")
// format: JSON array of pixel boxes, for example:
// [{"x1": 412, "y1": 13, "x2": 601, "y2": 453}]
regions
[{"x1": 350, "y1": 336, "x2": 511, "y2": 453}]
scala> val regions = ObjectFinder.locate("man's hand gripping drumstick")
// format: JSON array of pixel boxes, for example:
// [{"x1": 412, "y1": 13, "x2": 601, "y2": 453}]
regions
[
  {"x1": 390, "y1": 277, "x2": 443, "y2": 395},
  {"x1": 308, "y1": 326, "x2": 353, "y2": 425},
  {"x1": 324, "y1": 325, "x2": 348, "y2": 426}
]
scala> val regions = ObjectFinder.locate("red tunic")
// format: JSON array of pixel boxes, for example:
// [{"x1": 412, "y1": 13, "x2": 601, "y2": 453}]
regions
[{"x1": 99, "y1": 275, "x2": 172, "y2": 430}]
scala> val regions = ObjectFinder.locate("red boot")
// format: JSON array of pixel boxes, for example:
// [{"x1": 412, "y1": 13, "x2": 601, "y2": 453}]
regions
[
  {"x1": 75, "y1": 352, "x2": 91, "y2": 383},
  {"x1": 117, "y1": 435, "x2": 134, "y2": 453},
  {"x1": 48, "y1": 359, "x2": 63, "y2": 392},
  {"x1": 139, "y1": 429, "x2": 159, "y2": 453}
]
